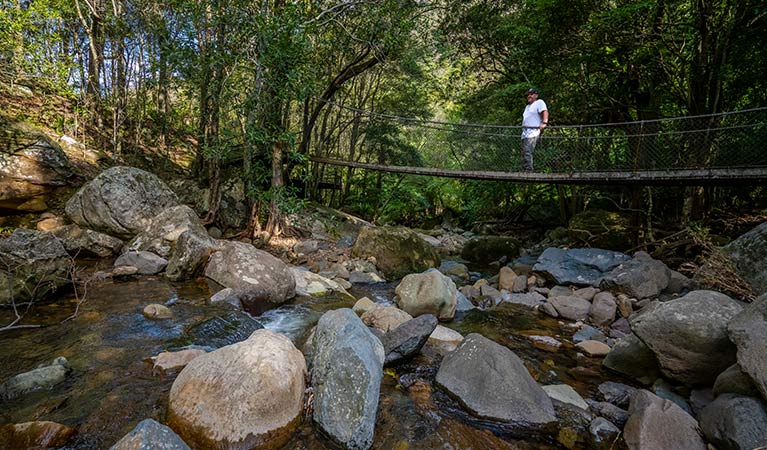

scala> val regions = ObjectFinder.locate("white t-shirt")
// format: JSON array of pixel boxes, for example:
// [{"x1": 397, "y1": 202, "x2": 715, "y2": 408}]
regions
[{"x1": 521, "y1": 99, "x2": 548, "y2": 138}]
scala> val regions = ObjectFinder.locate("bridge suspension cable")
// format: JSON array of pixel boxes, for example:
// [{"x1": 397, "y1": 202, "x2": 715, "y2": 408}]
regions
[{"x1": 308, "y1": 101, "x2": 767, "y2": 185}]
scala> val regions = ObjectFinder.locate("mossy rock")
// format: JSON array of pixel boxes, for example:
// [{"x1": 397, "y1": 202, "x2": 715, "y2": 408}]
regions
[
  {"x1": 568, "y1": 209, "x2": 632, "y2": 251},
  {"x1": 460, "y1": 236, "x2": 521, "y2": 264},
  {"x1": 351, "y1": 225, "x2": 440, "y2": 279}
]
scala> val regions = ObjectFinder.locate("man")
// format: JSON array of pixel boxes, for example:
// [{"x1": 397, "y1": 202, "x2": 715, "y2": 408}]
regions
[{"x1": 520, "y1": 87, "x2": 549, "y2": 171}]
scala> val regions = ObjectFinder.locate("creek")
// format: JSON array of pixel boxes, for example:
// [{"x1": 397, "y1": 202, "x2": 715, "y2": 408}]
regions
[{"x1": 0, "y1": 273, "x2": 622, "y2": 449}]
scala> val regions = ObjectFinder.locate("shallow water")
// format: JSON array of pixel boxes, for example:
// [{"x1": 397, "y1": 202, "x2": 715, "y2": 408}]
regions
[{"x1": 0, "y1": 276, "x2": 621, "y2": 449}]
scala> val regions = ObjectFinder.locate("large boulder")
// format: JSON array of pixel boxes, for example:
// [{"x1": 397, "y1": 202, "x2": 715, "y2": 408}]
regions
[
  {"x1": 351, "y1": 225, "x2": 440, "y2": 279},
  {"x1": 630, "y1": 290, "x2": 743, "y2": 385},
  {"x1": 460, "y1": 236, "x2": 520, "y2": 264},
  {"x1": 168, "y1": 330, "x2": 306, "y2": 450},
  {"x1": 165, "y1": 230, "x2": 221, "y2": 281},
  {"x1": 126, "y1": 205, "x2": 206, "y2": 258},
  {"x1": 727, "y1": 293, "x2": 767, "y2": 401},
  {"x1": 435, "y1": 333, "x2": 557, "y2": 429},
  {"x1": 312, "y1": 309, "x2": 384, "y2": 450},
  {"x1": 623, "y1": 390, "x2": 707, "y2": 450},
  {"x1": 204, "y1": 241, "x2": 295, "y2": 315},
  {"x1": 698, "y1": 394, "x2": 767, "y2": 450},
  {"x1": 51, "y1": 224, "x2": 124, "y2": 258},
  {"x1": 722, "y1": 221, "x2": 767, "y2": 294},
  {"x1": 395, "y1": 269, "x2": 457, "y2": 320},
  {"x1": 600, "y1": 252, "x2": 671, "y2": 299},
  {"x1": 0, "y1": 229, "x2": 71, "y2": 304},
  {"x1": 533, "y1": 247, "x2": 630, "y2": 286},
  {"x1": 602, "y1": 333, "x2": 661, "y2": 385},
  {"x1": 109, "y1": 419, "x2": 190, "y2": 450},
  {"x1": 65, "y1": 166, "x2": 179, "y2": 238},
  {"x1": 0, "y1": 119, "x2": 72, "y2": 212}
]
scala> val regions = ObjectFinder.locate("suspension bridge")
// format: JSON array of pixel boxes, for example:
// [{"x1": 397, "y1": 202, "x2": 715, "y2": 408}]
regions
[{"x1": 309, "y1": 105, "x2": 767, "y2": 186}]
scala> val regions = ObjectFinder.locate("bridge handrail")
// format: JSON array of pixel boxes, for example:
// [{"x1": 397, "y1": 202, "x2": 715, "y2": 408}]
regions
[{"x1": 320, "y1": 99, "x2": 767, "y2": 130}]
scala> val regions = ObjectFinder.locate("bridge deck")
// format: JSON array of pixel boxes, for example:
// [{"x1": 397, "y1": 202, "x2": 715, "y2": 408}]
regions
[{"x1": 311, "y1": 157, "x2": 767, "y2": 186}]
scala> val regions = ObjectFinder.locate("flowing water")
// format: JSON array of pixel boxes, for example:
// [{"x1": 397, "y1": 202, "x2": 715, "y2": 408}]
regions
[{"x1": 0, "y1": 275, "x2": 622, "y2": 449}]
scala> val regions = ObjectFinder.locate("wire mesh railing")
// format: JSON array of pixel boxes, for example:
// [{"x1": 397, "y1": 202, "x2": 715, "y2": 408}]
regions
[{"x1": 311, "y1": 103, "x2": 767, "y2": 174}]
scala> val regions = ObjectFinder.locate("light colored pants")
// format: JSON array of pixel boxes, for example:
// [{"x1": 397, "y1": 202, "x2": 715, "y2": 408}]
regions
[{"x1": 521, "y1": 137, "x2": 538, "y2": 171}]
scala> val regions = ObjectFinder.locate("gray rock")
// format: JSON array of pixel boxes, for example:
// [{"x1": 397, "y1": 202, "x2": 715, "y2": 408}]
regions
[
  {"x1": 573, "y1": 325, "x2": 608, "y2": 344},
  {"x1": 204, "y1": 241, "x2": 295, "y2": 315},
  {"x1": 652, "y1": 379, "x2": 693, "y2": 416},
  {"x1": 665, "y1": 270, "x2": 692, "y2": 295},
  {"x1": 109, "y1": 418, "x2": 190, "y2": 450},
  {"x1": 540, "y1": 302, "x2": 559, "y2": 318},
  {"x1": 602, "y1": 333, "x2": 661, "y2": 385},
  {"x1": 727, "y1": 293, "x2": 767, "y2": 402},
  {"x1": 479, "y1": 284, "x2": 503, "y2": 304},
  {"x1": 600, "y1": 251, "x2": 671, "y2": 299},
  {"x1": 533, "y1": 247, "x2": 630, "y2": 286},
  {"x1": 630, "y1": 290, "x2": 743, "y2": 385},
  {"x1": 0, "y1": 229, "x2": 71, "y2": 303},
  {"x1": 435, "y1": 333, "x2": 556, "y2": 429},
  {"x1": 549, "y1": 285, "x2": 575, "y2": 298},
  {"x1": 143, "y1": 304, "x2": 173, "y2": 320},
  {"x1": 624, "y1": 390, "x2": 707, "y2": 450},
  {"x1": 611, "y1": 317, "x2": 632, "y2": 335},
  {"x1": 722, "y1": 221, "x2": 767, "y2": 294},
  {"x1": 52, "y1": 224, "x2": 124, "y2": 258},
  {"x1": 501, "y1": 291, "x2": 546, "y2": 307},
  {"x1": 542, "y1": 384, "x2": 589, "y2": 410},
  {"x1": 127, "y1": 205, "x2": 206, "y2": 258},
  {"x1": 597, "y1": 381, "x2": 637, "y2": 408},
  {"x1": 395, "y1": 269, "x2": 457, "y2": 320},
  {"x1": 549, "y1": 295, "x2": 591, "y2": 321},
  {"x1": 713, "y1": 364, "x2": 760, "y2": 397},
  {"x1": 0, "y1": 357, "x2": 70, "y2": 400},
  {"x1": 65, "y1": 166, "x2": 179, "y2": 238},
  {"x1": 381, "y1": 314, "x2": 438, "y2": 365},
  {"x1": 574, "y1": 286, "x2": 599, "y2": 300},
  {"x1": 166, "y1": 230, "x2": 221, "y2": 281},
  {"x1": 512, "y1": 274, "x2": 528, "y2": 293},
  {"x1": 589, "y1": 417, "x2": 621, "y2": 450},
  {"x1": 0, "y1": 121, "x2": 72, "y2": 212},
  {"x1": 293, "y1": 239, "x2": 321, "y2": 255},
  {"x1": 115, "y1": 251, "x2": 168, "y2": 275},
  {"x1": 439, "y1": 261, "x2": 469, "y2": 283},
  {"x1": 209, "y1": 288, "x2": 237, "y2": 306},
  {"x1": 454, "y1": 290, "x2": 476, "y2": 312},
  {"x1": 590, "y1": 292, "x2": 617, "y2": 327},
  {"x1": 589, "y1": 401, "x2": 629, "y2": 428},
  {"x1": 699, "y1": 394, "x2": 767, "y2": 450},
  {"x1": 689, "y1": 389, "x2": 715, "y2": 417},
  {"x1": 348, "y1": 271, "x2": 385, "y2": 284},
  {"x1": 312, "y1": 309, "x2": 384, "y2": 450},
  {"x1": 351, "y1": 225, "x2": 439, "y2": 279}
]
